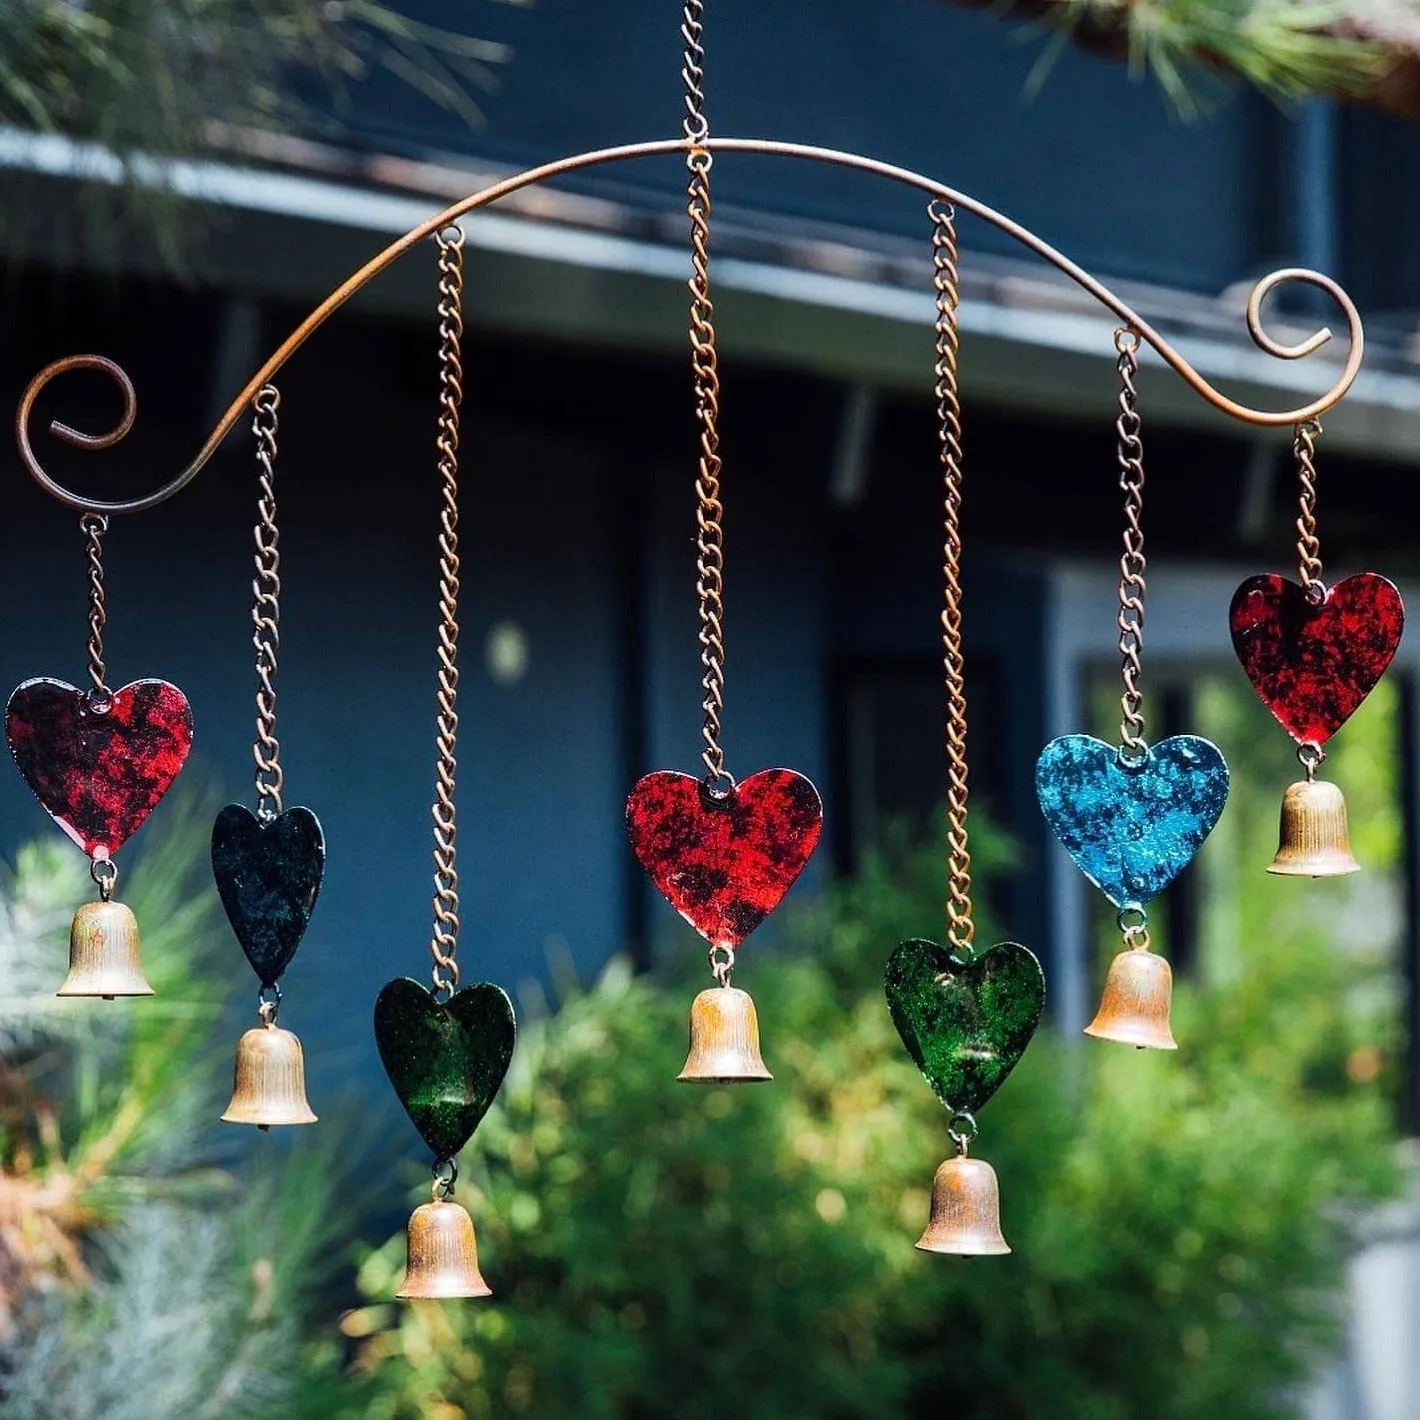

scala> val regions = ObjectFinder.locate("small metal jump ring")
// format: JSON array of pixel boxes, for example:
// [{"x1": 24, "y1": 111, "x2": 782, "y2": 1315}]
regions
[
  {"x1": 1116, "y1": 742, "x2": 1150, "y2": 770},
  {"x1": 1116, "y1": 905, "x2": 1149, "y2": 935},
  {"x1": 257, "y1": 982, "x2": 282, "y2": 1024},
  {"x1": 702, "y1": 769, "x2": 738, "y2": 796},
  {"x1": 1115, "y1": 327, "x2": 1141, "y2": 354},
  {"x1": 83, "y1": 686, "x2": 114, "y2": 716},
  {"x1": 89, "y1": 854, "x2": 118, "y2": 900},
  {"x1": 948, "y1": 1110, "x2": 978, "y2": 1152},
  {"x1": 1298, "y1": 742, "x2": 1326, "y2": 780},
  {"x1": 708, "y1": 943, "x2": 735, "y2": 987},
  {"x1": 433, "y1": 1157, "x2": 459, "y2": 1200}
]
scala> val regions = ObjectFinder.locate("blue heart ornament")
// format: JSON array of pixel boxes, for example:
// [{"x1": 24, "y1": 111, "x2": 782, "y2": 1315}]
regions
[{"x1": 1035, "y1": 735, "x2": 1229, "y2": 909}]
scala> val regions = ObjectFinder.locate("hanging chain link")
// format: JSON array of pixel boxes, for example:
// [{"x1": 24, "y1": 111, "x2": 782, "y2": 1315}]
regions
[
  {"x1": 430, "y1": 225, "x2": 466, "y2": 1000},
  {"x1": 79, "y1": 512, "x2": 111, "y2": 700},
  {"x1": 931, "y1": 200, "x2": 974, "y2": 956},
  {"x1": 1114, "y1": 329, "x2": 1148, "y2": 762},
  {"x1": 251, "y1": 385, "x2": 284, "y2": 821},
  {"x1": 683, "y1": 0, "x2": 731, "y2": 787},
  {"x1": 1294, "y1": 419, "x2": 1325, "y2": 600}
]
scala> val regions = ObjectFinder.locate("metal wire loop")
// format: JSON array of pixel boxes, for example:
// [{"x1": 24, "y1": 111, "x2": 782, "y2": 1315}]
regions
[
  {"x1": 251, "y1": 385, "x2": 285, "y2": 820},
  {"x1": 1294, "y1": 419, "x2": 1326, "y2": 602},
  {"x1": 1115, "y1": 329, "x2": 1149, "y2": 760},
  {"x1": 433, "y1": 1156, "x2": 459, "y2": 1201},
  {"x1": 257, "y1": 982, "x2": 282, "y2": 1024},
  {"x1": 430, "y1": 225, "x2": 466, "y2": 1000},
  {"x1": 709, "y1": 943, "x2": 736, "y2": 988},
  {"x1": 931, "y1": 200, "x2": 975, "y2": 957},
  {"x1": 1115, "y1": 905, "x2": 1149, "y2": 935},
  {"x1": 1298, "y1": 741, "x2": 1326, "y2": 780},
  {"x1": 948, "y1": 1109, "x2": 978, "y2": 1152},
  {"x1": 90, "y1": 852, "x2": 118, "y2": 901}
]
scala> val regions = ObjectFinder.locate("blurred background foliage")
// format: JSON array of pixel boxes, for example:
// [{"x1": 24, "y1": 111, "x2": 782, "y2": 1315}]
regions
[{"x1": 0, "y1": 673, "x2": 1404, "y2": 1418}]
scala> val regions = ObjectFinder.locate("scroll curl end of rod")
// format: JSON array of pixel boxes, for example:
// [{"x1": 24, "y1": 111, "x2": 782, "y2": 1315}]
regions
[{"x1": 17, "y1": 355, "x2": 141, "y2": 514}]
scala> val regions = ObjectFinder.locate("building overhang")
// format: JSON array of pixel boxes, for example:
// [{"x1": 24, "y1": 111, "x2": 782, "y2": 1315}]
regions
[{"x1": 3, "y1": 125, "x2": 1419, "y2": 460}]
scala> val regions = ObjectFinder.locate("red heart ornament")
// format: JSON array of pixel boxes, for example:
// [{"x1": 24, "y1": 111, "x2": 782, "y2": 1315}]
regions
[
  {"x1": 626, "y1": 768, "x2": 823, "y2": 947},
  {"x1": 5, "y1": 678, "x2": 193, "y2": 857},
  {"x1": 1229, "y1": 573, "x2": 1404, "y2": 745}
]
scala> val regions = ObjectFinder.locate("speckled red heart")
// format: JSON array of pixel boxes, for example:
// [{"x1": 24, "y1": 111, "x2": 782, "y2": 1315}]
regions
[
  {"x1": 1229, "y1": 573, "x2": 1404, "y2": 746},
  {"x1": 626, "y1": 768, "x2": 823, "y2": 948},
  {"x1": 5, "y1": 678, "x2": 193, "y2": 857}
]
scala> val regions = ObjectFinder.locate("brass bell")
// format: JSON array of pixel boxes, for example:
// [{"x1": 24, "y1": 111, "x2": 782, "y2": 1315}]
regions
[
  {"x1": 916, "y1": 1154, "x2": 1010, "y2": 1256},
  {"x1": 57, "y1": 900, "x2": 154, "y2": 999},
  {"x1": 677, "y1": 985, "x2": 773, "y2": 1083},
  {"x1": 1085, "y1": 947, "x2": 1177, "y2": 1050},
  {"x1": 221, "y1": 1021, "x2": 317, "y2": 1129},
  {"x1": 1268, "y1": 778, "x2": 1361, "y2": 878},
  {"x1": 397, "y1": 1199, "x2": 492, "y2": 1300}
]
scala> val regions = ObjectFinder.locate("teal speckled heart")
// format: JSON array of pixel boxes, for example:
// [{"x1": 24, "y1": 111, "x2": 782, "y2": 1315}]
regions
[
  {"x1": 374, "y1": 978, "x2": 516, "y2": 1162},
  {"x1": 1035, "y1": 734, "x2": 1229, "y2": 911},
  {"x1": 885, "y1": 939, "x2": 1044, "y2": 1116}
]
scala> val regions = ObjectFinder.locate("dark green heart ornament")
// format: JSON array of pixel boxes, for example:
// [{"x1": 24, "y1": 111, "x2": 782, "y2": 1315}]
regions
[
  {"x1": 374, "y1": 978, "x2": 516, "y2": 1162},
  {"x1": 884, "y1": 939, "x2": 1045, "y2": 1116}
]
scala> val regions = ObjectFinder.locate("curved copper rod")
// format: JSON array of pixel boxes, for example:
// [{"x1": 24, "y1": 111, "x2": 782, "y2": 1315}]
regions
[{"x1": 16, "y1": 135, "x2": 1365, "y2": 515}]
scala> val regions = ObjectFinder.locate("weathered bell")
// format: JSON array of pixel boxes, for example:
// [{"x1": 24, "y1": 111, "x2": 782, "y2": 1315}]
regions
[
  {"x1": 677, "y1": 985, "x2": 773, "y2": 1083},
  {"x1": 916, "y1": 1155, "x2": 1010, "y2": 1256},
  {"x1": 1268, "y1": 778, "x2": 1361, "y2": 878},
  {"x1": 397, "y1": 1199, "x2": 492, "y2": 1301},
  {"x1": 1084, "y1": 947, "x2": 1177, "y2": 1050},
  {"x1": 57, "y1": 900, "x2": 154, "y2": 999},
  {"x1": 221, "y1": 1021, "x2": 317, "y2": 1129}
]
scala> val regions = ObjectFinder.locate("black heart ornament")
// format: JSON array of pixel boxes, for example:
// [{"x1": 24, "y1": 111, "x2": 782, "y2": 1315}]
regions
[
  {"x1": 211, "y1": 803, "x2": 325, "y2": 987},
  {"x1": 374, "y1": 977, "x2": 516, "y2": 1162}
]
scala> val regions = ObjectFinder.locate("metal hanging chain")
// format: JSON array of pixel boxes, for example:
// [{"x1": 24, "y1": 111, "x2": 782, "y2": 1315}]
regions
[
  {"x1": 430, "y1": 225, "x2": 466, "y2": 1000},
  {"x1": 1295, "y1": 418, "x2": 1325, "y2": 599},
  {"x1": 683, "y1": 0, "x2": 730, "y2": 787},
  {"x1": 251, "y1": 385, "x2": 285, "y2": 821},
  {"x1": 1115, "y1": 329, "x2": 1148, "y2": 763},
  {"x1": 80, "y1": 512, "x2": 111, "y2": 700},
  {"x1": 931, "y1": 200, "x2": 974, "y2": 956}
]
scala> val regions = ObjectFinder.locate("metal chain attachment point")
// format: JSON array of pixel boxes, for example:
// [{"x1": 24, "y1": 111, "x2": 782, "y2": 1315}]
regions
[
  {"x1": 708, "y1": 943, "x2": 735, "y2": 988},
  {"x1": 90, "y1": 849, "x2": 117, "y2": 902},
  {"x1": 251, "y1": 385, "x2": 285, "y2": 821},
  {"x1": 1294, "y1": 419, "x2": 1325, "y2": 602},
  {"x1": 79, "y1": 512, "x2": 112, "y2": 704},
  {"x1": 257, "y1": 982, "x2": 282, "y2": 1026},
  {"x1": 931, "y1": 200, "x2": 975, "y2": 957},
  {"x1": 1298, "y1": 741, "x2": 1326, "y2": 781},
  {"x1": 430, "y1": 225, "x2": 466, "y2": 1001},
  {"x1": 1114, "y1": 328, "x2": 1148, "y2": 765},
  {"x1": 948, "y1": 1109, "x2": 978, "y2": 1155},
  {"x1": 433, "y1": 1156, "x2": 459, "y2": 1202},
  {"x1": 682, "y1": 0, "x2": 731, "y2": 788},
  {"x1": 1116, "y1": 904, "x2": 1151, "y2": 953}
]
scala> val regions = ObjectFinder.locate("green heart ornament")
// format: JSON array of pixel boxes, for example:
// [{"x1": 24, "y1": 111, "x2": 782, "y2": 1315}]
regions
[
  {"x1": 884, "y1": 939, "x2": 1045, "y2": 1116},
  {"x1": 374, "y1": 978, "x2": 517, "y2": 1162}
]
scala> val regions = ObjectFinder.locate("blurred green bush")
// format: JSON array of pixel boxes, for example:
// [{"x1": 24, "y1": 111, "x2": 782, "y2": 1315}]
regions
[{"x1": 327, "y1": 800, "x2": 1402, "y2": 1420}]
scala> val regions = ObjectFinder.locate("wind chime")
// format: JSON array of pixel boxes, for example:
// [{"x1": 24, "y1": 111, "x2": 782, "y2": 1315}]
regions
[
  {"x1": 1229, "y1": 419, "x2": 1404, "y2": 874},
  {"x1": 883, "y1": 201, "x2": 1044, "y2": 1256},
  {"x1": 625, "y1": 0, "x2": 823, "y2": 1083},
  {"x1": 5, "y1": 508, "x2": 192, "y2": 996},
  {"x1": 1036, "y1": 330, "x2": 1230, "y2": 1050},
  {"x1": 5, "y1": 0, "x2": 1388, "y2": 1288},
  {"x1": 213, "y1": 385, "x2": 323, "y2": 1129},
  {"x1": 372, "y1": 226, "x2": 517, "y2": 1300}
]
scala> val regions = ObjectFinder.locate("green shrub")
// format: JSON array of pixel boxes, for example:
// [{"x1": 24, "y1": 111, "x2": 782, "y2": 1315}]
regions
[{"x1": 331, "y1": 805, "x2": 1401, "y2": 1420}]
